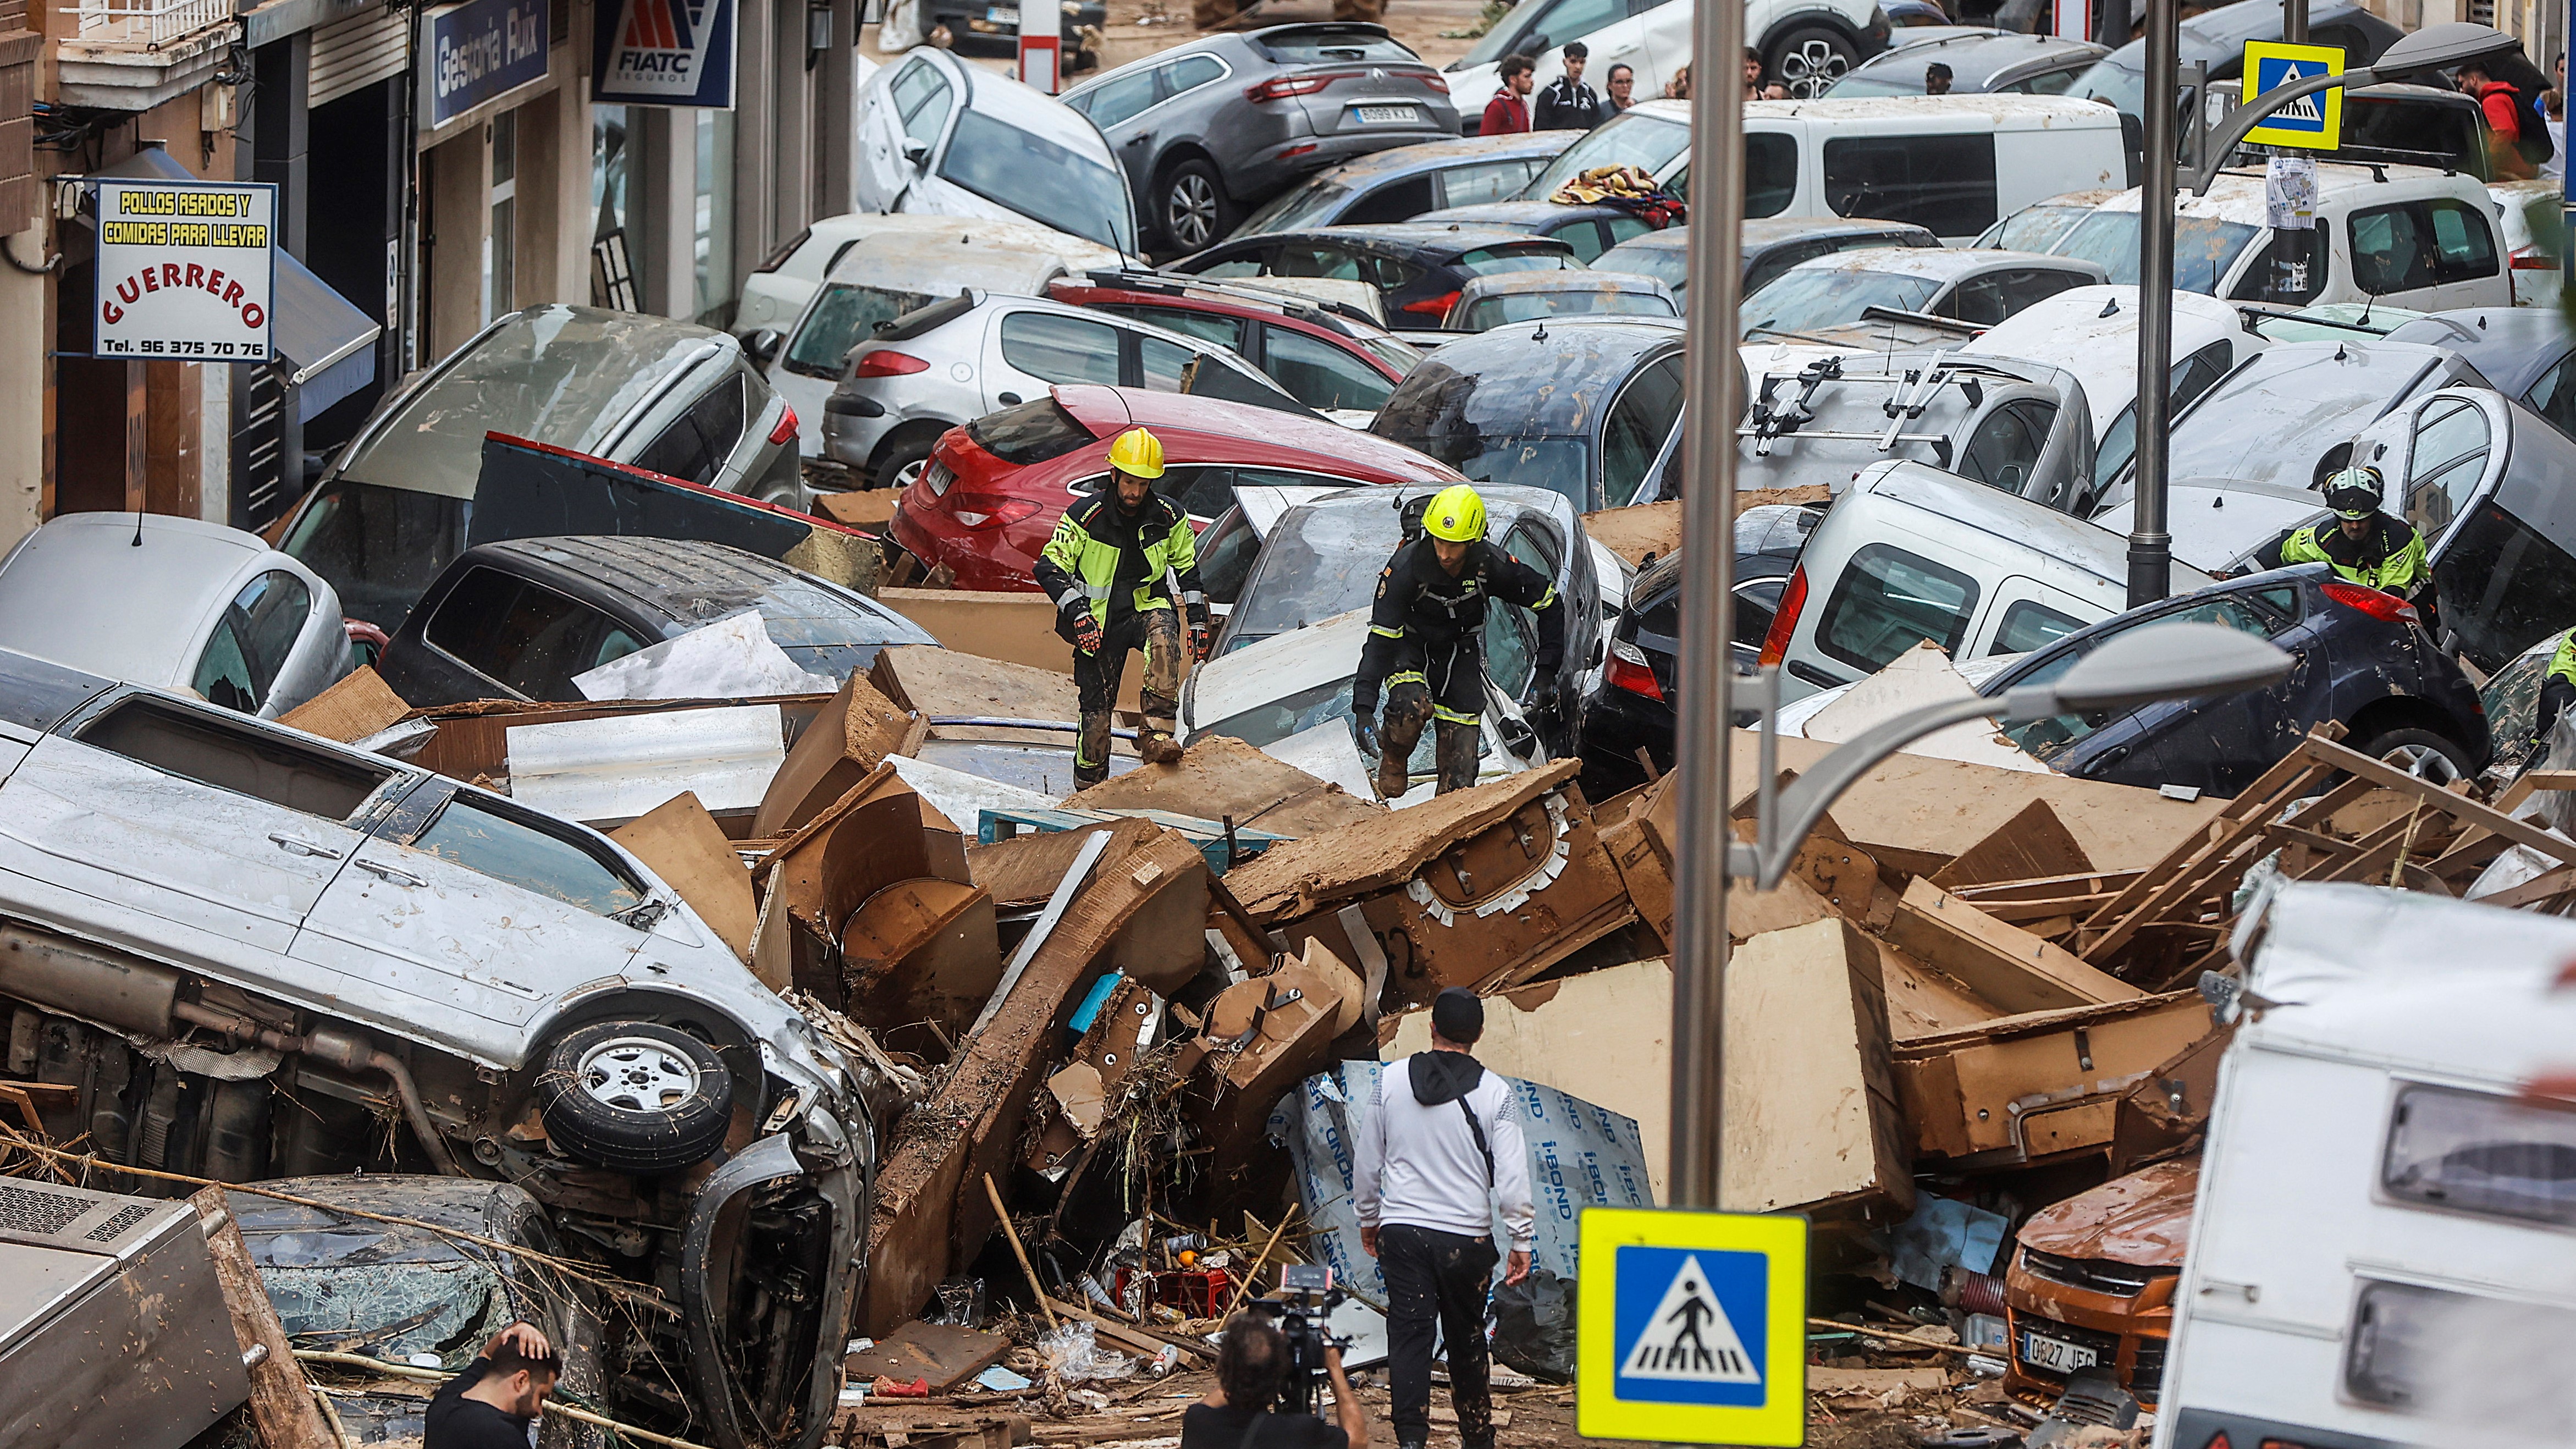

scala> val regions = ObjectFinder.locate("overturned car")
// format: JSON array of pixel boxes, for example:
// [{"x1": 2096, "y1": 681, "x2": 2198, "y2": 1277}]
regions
[{"x1": 0, "y1": 648, "x2": 871, "y2": 1449}]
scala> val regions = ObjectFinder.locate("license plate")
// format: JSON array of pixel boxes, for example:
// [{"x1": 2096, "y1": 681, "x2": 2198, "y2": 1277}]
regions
[
  {"x1": 1355, "y1": 105, "x2": 1416, "y2": 123},
  {"x1": 2020, "y1": 1331, "x2": 2100, "y2": 1374},
  {"x1": 987, "y1": 5, "x2": 1018, "y2": 20}
]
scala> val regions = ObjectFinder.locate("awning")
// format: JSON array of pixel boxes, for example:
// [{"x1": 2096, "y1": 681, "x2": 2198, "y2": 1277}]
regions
[{"x1": 94, "y1": 146, "x2": 384, "y2": 422}]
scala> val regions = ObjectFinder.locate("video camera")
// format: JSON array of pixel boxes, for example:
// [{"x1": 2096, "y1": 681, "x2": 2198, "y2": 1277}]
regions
[{"x1": 1247, "y1": 1264, "x2": 1350, "y2": 1417}]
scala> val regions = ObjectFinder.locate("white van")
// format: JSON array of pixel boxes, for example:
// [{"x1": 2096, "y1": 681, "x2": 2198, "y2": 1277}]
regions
[
  {"x1": 1759, "y1": 459, "x2": 2214, "y2": 702},
  {"x1": 2154, "y1": 881, "x2": 2576, "y2": 1449},
  {"x1": 2051, "y1": 162, "x2": 2514, "y2": 312},
  {"x1": 1521, "y1": 96, "x2": 2131, "y2": 246}
]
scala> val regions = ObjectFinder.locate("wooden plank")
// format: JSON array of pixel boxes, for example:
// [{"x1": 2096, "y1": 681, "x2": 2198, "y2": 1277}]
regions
[
  {"x1": 2077, "y1": 757, "x2": 2338, "y2": 964},
  {"x1": 2432, "y1": 773, "x2": 2542, "y2": 868},
  {"x1": 2302, "y1": 734, "x2": 2576, "y2": 869},
  {"x1": 1929, "y1": 798, "x2": 2094, "y2": 890},
  {"x1": 1972, "y1": 892, "x2": 2117, "y2": 924},
  {"x1": 1884, "y1": 880, "x2": 2142, "y2": 1015},
  {"x1": 2520, "y1": 770, "x2": 2576, "y2": 792},
  {"x1": 190, "y1": 1185, "x2": 337, "y2": 1449},
  {"x1": 1952, "y1": 869, "x2": 2142, "y2": 903},
  {"x1": 844, "y1": 1320, "x2": 1012, "y2": 1393}
]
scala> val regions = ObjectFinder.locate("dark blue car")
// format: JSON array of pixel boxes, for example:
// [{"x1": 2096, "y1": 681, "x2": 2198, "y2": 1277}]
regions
[{"x1": 1986, "y1": 563, "x2": 2489, "y2": 796}]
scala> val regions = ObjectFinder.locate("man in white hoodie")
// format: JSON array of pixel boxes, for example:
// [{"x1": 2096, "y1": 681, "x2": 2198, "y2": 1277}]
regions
[{"x1": 1353, "y1": 988, "x2": 1534, "y2": 1449}]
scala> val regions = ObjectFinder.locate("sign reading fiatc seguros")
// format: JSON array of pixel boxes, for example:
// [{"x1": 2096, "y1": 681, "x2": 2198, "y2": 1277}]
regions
[
  {"x1": 592, "y1": 0, "x2": 737, "y2": 108},
  {"x1": 93, "y1": 179, "x2": 277, "y2": 362}
]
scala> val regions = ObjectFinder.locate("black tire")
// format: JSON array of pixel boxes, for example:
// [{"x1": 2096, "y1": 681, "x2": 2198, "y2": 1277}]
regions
[
  {"x1": 2354, "y1": 726, "x2": 2476, "y2": 786},
  {"x1": 869, "y1": 429, "x2": 941, "y2": 492},
  {"x1": 1158, "y1": 158, "x2": 1237, "y2": 255},
  {"x1": 536, "y1": 1021, "x2": 732, "y2": 1175},
  {"x1": 1765, "y1": 25, "x2": 1858, "y2": 98}
]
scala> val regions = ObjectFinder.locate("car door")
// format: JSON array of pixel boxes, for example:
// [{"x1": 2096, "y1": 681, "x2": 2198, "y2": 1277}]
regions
[
  {"x1": 2346, "y1": 197, "x2": 2505, "y2": 310},
  {"x1": 1257, "y1": 324, "x2": 1398, "y2": 412},
  {"x1": 1598, "y1": 353, "x2": 1686, "y2": 509},
  {"x1": 293, "y1": 784, "x2": 658, "y2": 1051},
  {"x1": 2095, "y1": 586, "x2": 2311, "y2": 797},
  {"x1": 1074, "y1": 62, "x2": 1169, "y2": 193},
  {"x1": 1627, "y1": 0, "x2": 1685, "y2": 91},
  {"x1": 883, "y1": 56, "x2": 964, "y2": 213},
  {"x1": 860, "y1": 56, "x2": 952, "y2": 210},
  {"x1": 992, "y1": 308, "x2": 1124, "y2": 406},
  {"x1": 0, "y1": 693, "x2": 395, "y2": 966},
  {"x1": 1956, "y1": 399, "x2": 2058, "y2": 500}
]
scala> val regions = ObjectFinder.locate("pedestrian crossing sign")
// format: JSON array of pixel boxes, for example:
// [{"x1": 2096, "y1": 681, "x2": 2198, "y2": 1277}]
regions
[
  {"x1": 2241, "y1": 41, "x2": 2345, "y2": 151},
  {"x1": 1576, "y1": 1206, "x2": 1807, "y2": 1445}
]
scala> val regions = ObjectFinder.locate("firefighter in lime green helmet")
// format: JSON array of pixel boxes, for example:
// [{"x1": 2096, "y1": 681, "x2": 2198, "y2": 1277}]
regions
[
  {"x1": 1351, "y1": 483, "x2": 1564, "y2": 799},
  {"x1": 2252, "y1": 465, "x2": 2436, "y2": 630},
  {"x1": 1034, "y1": 427, "x2": 1210, "y2": 787}
]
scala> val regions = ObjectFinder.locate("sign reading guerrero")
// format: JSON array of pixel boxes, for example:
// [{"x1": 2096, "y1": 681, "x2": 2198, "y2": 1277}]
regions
[{"x1": 93, "y1": 179, "x2": 278, "y2": 362}]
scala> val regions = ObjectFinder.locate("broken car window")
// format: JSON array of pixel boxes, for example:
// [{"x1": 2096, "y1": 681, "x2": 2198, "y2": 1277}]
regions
[
  {"x1": 965, "y1": 398, "x2": 1097, "y2": 466},
  {"x1": 410, "y1": 796, "x2": 648, "y2": 918},
  {"x1": 2384, "y1": 1081, "x2": 2576, "y2": 1230},
  {"x1": 1817, "y1": 543, "x2": 1978, "y2": 676},
  {"x1": 78, "y1": 697, "x2": 392, "y2": 822},
  {"x1": 426, "y1": 567, "x2": 645, "y2": 701}
]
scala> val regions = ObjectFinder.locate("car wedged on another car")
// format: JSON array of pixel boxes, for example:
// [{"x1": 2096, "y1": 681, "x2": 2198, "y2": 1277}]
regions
[
  {"x1": 1229, "y1": 132, "x2": 1581, "y2": 240},
  {"x1": 0, "y1": 648, "x2": 872, "y2": 1449},
  {"x1": 282, "y1": 306, "x2": 803, "y2": 631},
  {"x1": 376, "y1": 536, "x2": 938, "y2": 706},
  {"x1": 1592, "y1": 217, "x2": 1940, "y2": 299},
  {"x1": 1825, "y1": 27, "x2": 2106, "y2": 96},
  {"x1": 854, "y1": 49, "x2": 1139, "y2": 255},
  {"x1": 1061, "y1": 24, "x2": 1462, "y2": 253},
  {"x1": 891, "y1": 385, "x2": 1461, "y2": 591},
  {"x1": 1169, "y1": 223, "x2": 1582, "y2": 324}
]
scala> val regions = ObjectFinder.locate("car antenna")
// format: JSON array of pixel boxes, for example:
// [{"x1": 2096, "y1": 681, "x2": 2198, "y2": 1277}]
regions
[
  {"x1": 131, "y1": 508, "x2": 142, "y2": 546},
  {"x1": 1104, "y1": 208, "x2": 1135, "y2": 273}
]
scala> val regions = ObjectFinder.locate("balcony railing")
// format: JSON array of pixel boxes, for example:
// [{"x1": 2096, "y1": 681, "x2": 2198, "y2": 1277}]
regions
[{"x1": 69, "y1": 0, "x2": 228, "y2": 46}]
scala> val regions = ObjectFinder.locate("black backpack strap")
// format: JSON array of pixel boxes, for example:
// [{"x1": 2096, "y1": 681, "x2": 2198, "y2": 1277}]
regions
[
  {"x1": 1456, "y1": 1090, "x2": 1495, "y2": 1187},
  {"x1": 1237, "y1": 1410, "x2": 1268, "y2": 1449}
]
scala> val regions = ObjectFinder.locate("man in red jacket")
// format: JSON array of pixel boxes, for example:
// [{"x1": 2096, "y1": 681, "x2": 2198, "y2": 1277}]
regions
[
  {"x1": 1483, "y1": 55, "x2": 1535, "y2": 135},
  {"x1": 2459, "y1": 59, "x2": 2538, "y2": 178}
]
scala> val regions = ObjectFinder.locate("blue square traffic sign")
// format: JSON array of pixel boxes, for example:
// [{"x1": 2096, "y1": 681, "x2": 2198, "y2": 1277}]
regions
[
  {"x1": 2242, "y1": 41, "x2": 2345, "y2": 151},
  {"x1": 1578, "y1": 1208, "x2": 1806, "y2": 1445},
  {"x1": 1611, "y1": 1246, "x2": 1772, "y2": 1407}
]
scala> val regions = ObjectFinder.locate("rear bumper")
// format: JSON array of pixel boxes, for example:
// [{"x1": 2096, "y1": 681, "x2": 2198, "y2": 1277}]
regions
[
  {"x1": 1577, "y1": 679, "x2": 1673, "y2": 794},
  {"x1": 680, "y1": 1125, "x2": 869, "y2": 1449}
]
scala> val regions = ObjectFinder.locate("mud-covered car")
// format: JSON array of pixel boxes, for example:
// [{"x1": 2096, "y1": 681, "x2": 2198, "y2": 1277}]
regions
[
  {"x1": 2004, "y1": 1158, "x2": 2197, "y2": 1406},
  {"x1": 0, "y1": 647, "x2": 871, "y2": 1449}
]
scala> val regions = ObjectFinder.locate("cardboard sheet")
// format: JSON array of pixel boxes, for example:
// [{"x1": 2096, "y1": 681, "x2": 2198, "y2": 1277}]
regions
[{"x1": 610, "y1": 791, "x2": 756, "y2": 961}]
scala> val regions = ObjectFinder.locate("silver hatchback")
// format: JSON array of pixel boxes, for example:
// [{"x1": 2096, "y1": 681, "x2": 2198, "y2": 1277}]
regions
[{"x1": 821, "y1": 291, "x2": 1313, "y2": 487}]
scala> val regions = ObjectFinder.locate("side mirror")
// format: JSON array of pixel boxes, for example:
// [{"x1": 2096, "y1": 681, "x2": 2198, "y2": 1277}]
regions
[
  {"x1": 901, "y1": 137, "x2": 930, "y2": 170},
  {"x1": 1525, "y1": 32, "x2": 1549, "y2": 55},
  {"x1": 746, "y1": 329, "x2": 784, "y2": 365},
  {"x1": 1498, "y1": 713, "x2": 1537, "y2": 756}
]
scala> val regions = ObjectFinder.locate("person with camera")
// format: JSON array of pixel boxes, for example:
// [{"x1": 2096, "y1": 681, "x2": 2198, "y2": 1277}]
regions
[
  {"x1": 1354, "y1": 988, "x2": 1532, "y2": 1449},
  {"x1": 1182, "y1": 1313, "x2": 1369, "y2": 1449}
]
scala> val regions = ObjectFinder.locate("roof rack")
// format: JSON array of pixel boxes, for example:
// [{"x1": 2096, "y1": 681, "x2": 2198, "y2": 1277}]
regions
[{"x1": 1740, "y1": 352, "x2": 1964, "y2": 470}]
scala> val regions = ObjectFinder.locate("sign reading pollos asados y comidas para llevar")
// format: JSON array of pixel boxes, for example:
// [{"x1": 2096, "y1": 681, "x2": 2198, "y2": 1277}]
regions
[
  {"x1": 425, "y1": 0, "x2": 550, "y2": 129},
  {"x1": 592, "y1": 0, "x2": 736, "y2": 108},
  {"x1": 93, "y1": 179, "x2": 277, "y2": 362}
]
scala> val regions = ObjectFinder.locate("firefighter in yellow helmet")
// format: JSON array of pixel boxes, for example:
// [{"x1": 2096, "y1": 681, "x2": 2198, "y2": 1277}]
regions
[
  {"x1": 1352, "y1": 484, "x2": 1565, "y2": 799},
  {"x1": 1034, "y1": 427, "x2": 1211, "y2": 788}
]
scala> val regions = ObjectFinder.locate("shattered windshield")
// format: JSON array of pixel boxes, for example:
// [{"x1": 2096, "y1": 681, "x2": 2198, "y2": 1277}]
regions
[
  {"x1": 1227, "y1": 503, "x2": 1406, "y2": 647},
  {"x1": 1742, "y1": 268, "x2": 1941, "y2": 339},
  {"x1": 1521, "y1": 110, "x2": 1689, "y2": 201}
]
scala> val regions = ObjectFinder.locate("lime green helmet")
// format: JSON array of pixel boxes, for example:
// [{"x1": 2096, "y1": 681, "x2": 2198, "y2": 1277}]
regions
[{"x1": 1424, "y1": 484, "x2": 1487, "y2": 543}]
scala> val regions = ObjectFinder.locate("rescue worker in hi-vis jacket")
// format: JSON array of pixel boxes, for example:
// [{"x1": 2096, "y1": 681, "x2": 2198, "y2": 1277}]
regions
[
  {"x1": 1034, "y1": 427, "x2": 1212, "y2": 789},
  {"x1": 1350, "y1": 484, "x2": 1563, "y2": 800}
]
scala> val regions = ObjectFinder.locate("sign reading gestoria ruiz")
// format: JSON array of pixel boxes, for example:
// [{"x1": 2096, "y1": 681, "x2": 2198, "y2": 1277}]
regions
[{"x1": 93, "y1": 179, "x2": 278, "y2": 362}]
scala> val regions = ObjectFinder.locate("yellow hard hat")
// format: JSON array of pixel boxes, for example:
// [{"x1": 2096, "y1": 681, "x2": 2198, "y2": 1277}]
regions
[
  {"x1": 1425, "y1": 484, "x2": 1486, "y2": 543},
  {"x1": 1107, "y1": 427, "x2": 1166, "y2": 480}
]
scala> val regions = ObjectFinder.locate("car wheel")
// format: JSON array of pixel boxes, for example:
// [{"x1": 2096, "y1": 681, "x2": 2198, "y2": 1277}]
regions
[
  {"x1": 871, "y1": 432, "x2": 940, "y2": 492},
  {"x1": 1160, "y1": 159, "x2": 1234, "y2": 254},
  {"x1": 1767, "y1": 26, "x2": 1857, "y2": 97},
  {"x1": 2356, "y1": 726, "x2": 2475, "y2": 787},
  {"x1": 536, "y1": 1021, "x2": 733, "y2": 1175}
]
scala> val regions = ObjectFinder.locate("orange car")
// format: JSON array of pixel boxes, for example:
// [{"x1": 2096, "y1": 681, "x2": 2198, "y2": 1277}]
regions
[{"x1": 2003, "y1": 1157, "x2": 2198, "y2": 1407}]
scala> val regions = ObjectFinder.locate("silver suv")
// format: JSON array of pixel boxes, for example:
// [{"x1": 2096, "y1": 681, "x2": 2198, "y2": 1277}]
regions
[{"x1": 0, "y1": 648, "x2": 868, "y2": 1449}]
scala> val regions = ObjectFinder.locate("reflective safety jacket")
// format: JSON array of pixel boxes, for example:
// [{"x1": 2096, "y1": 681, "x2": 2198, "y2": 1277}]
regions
[
  {"x1": 1353, "y1": 536, "x2": 1564, "y2": 715},
  {"x1": 1034, "y1": 492, "x2": 1209, "y2": 630},
  {"x1": 2255, "y1": 513, "x2": 2430, "y2": 597},
  {"x1": 2549, "y1": 628, "x2": 2576, "y2": 688}
]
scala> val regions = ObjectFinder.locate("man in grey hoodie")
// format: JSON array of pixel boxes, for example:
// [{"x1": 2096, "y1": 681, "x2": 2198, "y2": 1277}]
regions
[{"x1": 1354, "y1": 988, "x2": 1534, "y2": 1449}]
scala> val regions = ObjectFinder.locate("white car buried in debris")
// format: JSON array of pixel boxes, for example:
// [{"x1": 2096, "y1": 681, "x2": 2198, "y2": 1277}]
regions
[{"x1": 0, "y1": 648, "x2": 869, "y2": 1449}]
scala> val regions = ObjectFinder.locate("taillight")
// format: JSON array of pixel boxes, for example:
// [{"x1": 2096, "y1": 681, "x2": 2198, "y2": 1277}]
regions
[
  {"x1": 768, "y1": 405, "x2": 798, "y2": 445},
  {"x1": 1245, "y1": 73, "x2": 1347, "y2": 102},
  {"x1": 1417, "y1": 72, "x2": 1449, "y2": 93},
  {"x1": 1606, "y1": 637, "x2": 1664, "y2": 701},
  {"x1": 2512, "y1": 246, "x2": 2557, "y2": 270},
  {"x1": 1759, "y1": 565, "x2": 1807, "y2": 667},
  {"x1": 1404, "y1": 289, "x2": 1462, "y2": 317},
  {"x1": 947, "y1": 493, "x2": 1042, "y2": 530},
  {"x1": 2320, "y1": 579, "x2": 2418, "y2": 624},
  {"x1": 854, "y1": 350, "x2": 930, "y2": 378}
]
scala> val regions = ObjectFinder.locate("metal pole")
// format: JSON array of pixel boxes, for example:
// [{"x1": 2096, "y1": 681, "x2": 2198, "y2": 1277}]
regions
[
  {"x1": 2128, "y1": 0, "x2": 2178, "y2": 609},
  {"x1": 2283, "y1": 0, "x2": 2306, "y2": 46},
  {"x1": 1669, "y1": 0, "x2": 1752, "y2": 1213}
]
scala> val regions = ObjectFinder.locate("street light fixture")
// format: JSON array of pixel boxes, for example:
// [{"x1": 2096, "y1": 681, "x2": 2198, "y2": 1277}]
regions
[{"x1": 1727, "y1": 624, "x2": 2296, "y2": 891}]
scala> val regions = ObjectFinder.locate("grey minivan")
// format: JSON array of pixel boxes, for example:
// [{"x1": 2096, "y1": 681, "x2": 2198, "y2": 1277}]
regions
[{"x1": 282, "y1": 305, "x2": 803, "y2": 629}]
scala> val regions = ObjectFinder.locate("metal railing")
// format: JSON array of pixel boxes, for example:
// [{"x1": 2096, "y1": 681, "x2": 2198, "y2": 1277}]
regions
[{"x1": 70, "y1": 0, "x2": 229, "y2": 46}]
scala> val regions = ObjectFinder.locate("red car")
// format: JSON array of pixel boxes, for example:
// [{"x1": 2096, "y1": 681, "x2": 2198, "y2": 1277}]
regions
[
  {"x1": 891, "y1": 385, "x2": 1462, "y2": 592},
  {"x1": 1046, "y1": 272, "x2": 1420, "y2": 416}
]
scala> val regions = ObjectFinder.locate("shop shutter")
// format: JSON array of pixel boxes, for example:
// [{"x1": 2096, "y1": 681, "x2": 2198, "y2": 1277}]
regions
[{"x1": 308, "y1": 5, "x2": 406, "y2": 111}]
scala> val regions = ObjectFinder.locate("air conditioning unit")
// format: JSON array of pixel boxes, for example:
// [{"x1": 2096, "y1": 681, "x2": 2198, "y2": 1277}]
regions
[{"x1": 0, "y1": 1178, "x2": 251, "y2": 1449}]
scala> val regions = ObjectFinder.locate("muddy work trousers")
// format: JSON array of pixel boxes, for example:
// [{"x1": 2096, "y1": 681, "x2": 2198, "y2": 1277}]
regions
[
  {"x1": 1380, "y1": 1224, "x2": 1498, "y2": 1449},
  {"x1": 1375, "y1": 636, "x2": 1483, "y2": 799},
  {"x1": 1074, "y1": 607, "x2": 1184, "y2": 789}
]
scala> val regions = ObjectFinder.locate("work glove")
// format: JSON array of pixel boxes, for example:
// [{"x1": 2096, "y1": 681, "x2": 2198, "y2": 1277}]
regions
[
  {"x1": 1530, "y1": 682, "x2": 1561, "y2": 719},
  {"x1": 1353, "y1": 715, "x2": 1382, "y2": 759},
  {"x1": 1073, "y1": 614, "x2": 1105, "y2": 655},
  {"x1": 1190, "y1": 621, "x2": 1214, "y2": 663}
]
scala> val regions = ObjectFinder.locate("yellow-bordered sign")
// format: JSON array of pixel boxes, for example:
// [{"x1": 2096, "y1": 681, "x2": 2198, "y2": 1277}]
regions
[
  {"x1": 2242, "y1": 41, "x2": 2345, "y2": 151},
  {"x1": 1576, "y1": 1206, "x2": 1807, "y2": 1446}
]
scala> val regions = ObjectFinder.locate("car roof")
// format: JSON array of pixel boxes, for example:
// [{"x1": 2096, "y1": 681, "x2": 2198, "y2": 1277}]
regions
[
  {"x1": 1413, "y1": 200, "x2": 1623, "y2": 227},
  {"x1": 1053, "y1": 270, "x2": 1388, "y2": 336},
  {"x1": 1296, "y1": 223, "x2": 1579, "y2": 257},
  {"x1": 1965, "y1": 284, "x2": 2261, "y2": 432},
  {"x1": 473, "y1": 536, "x2": 871, "y2": 622},
  {"x1": 1843, "y1": 460, "x2": 2164, "y2": 593},
  {"x1": 2383, "y1": 307, "x2": 2574, "y2": 394},
  {"x1": 1852, "y1": 27, "x2": 2104, "y2": 78},
  {"x1": 1742, "y1": 92, "x2": 2121, "y2": 126},
  {"x1": 818, "y1": 217, "x2": 1119, "y2": 289},
  {"x1": 0, "y1": 644, "x2": 120, "y2": 732},
  {"x1": 880, "y1": 291, "x2": 1293, "y2": 385},
  {"x1": 0, "y1": 514, "x2": 283, "y2": 687},
  {"x1": 1774, "y1": 245, "x2": 2091, "y2": 283},
  {"x1": 1458, "y1": 271, "x2": 1669, "y2": 298},
  {"x1": 928, "y1": 47, "x2": 1111, "y2": 159},
  {"x1": 2088, "y1": 162, "x2": 2472, "y2": 224},
  {"x1": 1050, "y1": 384, "x2": 1455, "y2": 479},
  {"x1": 1279, "y1": 131, "x2": 1580, "y2": 186},
  {"x1": 1374, "y1": 318, "x2": 1680, "y2": 438},
  {"x1": 1742, "y1": 216, "x2": 1932, "y2": 248}
]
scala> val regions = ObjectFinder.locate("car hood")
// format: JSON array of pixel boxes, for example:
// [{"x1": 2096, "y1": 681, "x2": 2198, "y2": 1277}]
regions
[
  {"x1": 1189, "y1": 607, "x2": 1377, "y2": 725},
  {"x1": 2017, "y1": 1157, "x2": 2199, "y2": 1266}
]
